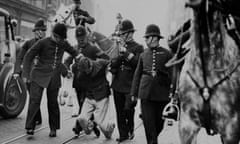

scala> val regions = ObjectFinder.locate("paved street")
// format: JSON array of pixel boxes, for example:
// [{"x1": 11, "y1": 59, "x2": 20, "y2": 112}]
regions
[
  {"x1": 0, "y1": 78, "x2": 223, "y2": 144},
  {"x1": 0, "y1": 78, "x2": 147, "y2": 144}
]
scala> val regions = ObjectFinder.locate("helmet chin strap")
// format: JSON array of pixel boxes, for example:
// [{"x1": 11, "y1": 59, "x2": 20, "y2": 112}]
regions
[
  {"x1": 148, "y1": 37, "x2": 159, "y2": 48},
  {"x1": 123, "y1": 32, "x2": 133, "y2": 42}
]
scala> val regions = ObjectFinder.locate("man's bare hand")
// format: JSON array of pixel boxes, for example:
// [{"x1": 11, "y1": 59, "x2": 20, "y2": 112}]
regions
[{"x1": 13, "y1": 73, "x2": 20, "y2": 79}]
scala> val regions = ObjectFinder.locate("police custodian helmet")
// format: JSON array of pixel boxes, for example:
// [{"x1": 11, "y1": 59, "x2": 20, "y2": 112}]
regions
[
  {"x1": 52, "y1": 23, "x2": 67, "y2": 39},
  {"x1": 144, "y1": 24, "x2": 164, "y2": 39},
  {"x1": 119, "y1": 19, "x2": 135, "y2": 35},
  {"x1": 33, "y1": 18, "x2": 47, "y2": 32}
]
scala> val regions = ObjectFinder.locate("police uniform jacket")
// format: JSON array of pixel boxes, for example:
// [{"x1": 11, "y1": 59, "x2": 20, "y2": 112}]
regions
[
  {"x1": 110, "y1": 40, "x2": 143, "y2": 93},
  {"x1": 23, "y1": 37, "x2": 77, "y2": 88},
  {"x1": 64, "y1": 43, "x2": 110, "y2": 101},
  {"x1": 130, "y1": 47, "x2": 173, "y2": 101},
  {"x1": 14, "y1": 38, "x2": 38, "y2": 74}
]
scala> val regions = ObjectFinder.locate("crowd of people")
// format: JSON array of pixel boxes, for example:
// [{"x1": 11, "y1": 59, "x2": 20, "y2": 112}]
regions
[{"x1": 13, "y1": 0, "x2": 182, "y2": 144}]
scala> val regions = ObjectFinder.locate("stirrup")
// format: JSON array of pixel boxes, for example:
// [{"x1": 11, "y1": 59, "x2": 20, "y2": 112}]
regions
[{"x1": 162, "y1": 98, "x2": 180, "y2": 121}]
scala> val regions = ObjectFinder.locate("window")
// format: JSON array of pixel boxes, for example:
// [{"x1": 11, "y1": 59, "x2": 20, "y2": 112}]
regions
[
  {"x1": 20, "y1": 20, "x2": 34, "y2": 38},
  {"x1": 0, "y1": 16, "x2": 6, "y2": 42}
]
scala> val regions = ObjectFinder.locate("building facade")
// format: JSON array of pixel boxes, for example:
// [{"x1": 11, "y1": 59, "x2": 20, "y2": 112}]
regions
[
  {"x1": 0, "y1": 0, "x2": 95, "y2": 39},
  {"x1": 0, "y1": 0, "x2": 51, "y2": 39}
]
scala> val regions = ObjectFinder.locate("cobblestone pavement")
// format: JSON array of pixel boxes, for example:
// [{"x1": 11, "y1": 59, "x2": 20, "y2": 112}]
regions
[{"x1": 0, "y1": 78, "x2": 223, "y2": 144}]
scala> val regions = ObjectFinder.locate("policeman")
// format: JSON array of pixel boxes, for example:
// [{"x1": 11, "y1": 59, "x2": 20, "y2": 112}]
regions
[
  {"x1": 110, "y1": 19, "x2": 144, "y2": 142},
  {"x1": 14, "y1": 18, "x2": 47, "y2": 126},
  {"x1": 72, "y1": 0, "x2": 95, "y2": 26},
  {"x1": 23, "y1": 23, "x2": 78, "y2": 137},
  {"x1": 130, "y1": 24, "x2": 173, "y2": 144}
]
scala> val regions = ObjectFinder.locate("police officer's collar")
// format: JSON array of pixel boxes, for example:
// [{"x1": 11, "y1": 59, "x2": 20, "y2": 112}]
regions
[{"x1": 150, "y1": 46, "x2": 160, "y2": 51}]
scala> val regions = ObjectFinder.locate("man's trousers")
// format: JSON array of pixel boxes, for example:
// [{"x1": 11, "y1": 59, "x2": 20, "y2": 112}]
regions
[
  {"x1": 77, "y1": 97, "x2": 113, "y2": 134},
  {"x1": 113, "y1": 90, "x2": 135, "y2": 138},
  {"x1": 75, "y1": 87, "x2": 86, "y2": 114},
  {"x1": 26, "y1": 82, "x2": 42, "y2": 124},
  {"x1": 141, "y1": 100, "x2": 168, "y2": 144},
  {"x1": 25, "y1": 80, "x2": 60, "y2": 130}
]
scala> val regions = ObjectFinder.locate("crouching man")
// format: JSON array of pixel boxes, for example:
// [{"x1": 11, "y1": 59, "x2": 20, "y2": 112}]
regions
[{"x1": 73, "y1": 53, "x2": 115, "y2": 139}]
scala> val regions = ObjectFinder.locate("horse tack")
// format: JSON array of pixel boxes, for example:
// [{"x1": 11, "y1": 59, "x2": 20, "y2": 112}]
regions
[
  {"x1": 177, "y1": 1, "x2": 240, "y2": 143},
  {"x1": 186, "y1": 61, "x2": 240, "y2": 135},
  {"x1": 185, "y1": 0, "x2": 240, "y2": 136}
]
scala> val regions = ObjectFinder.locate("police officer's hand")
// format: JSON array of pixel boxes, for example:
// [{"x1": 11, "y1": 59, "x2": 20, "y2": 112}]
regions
[
  {"x1": 119, "y1": 46, "x2": 127, "y2": 56},
  {"x1": 22, "y1": 77, "x2": 30, "y2": 83},
  {"x1": 13, "y1": 73, "x2": 20, "y2": 79},
  {"x1": 130, "y1": 96, "x2": 138, "y2": 108},
  {"x1": 75, "y1": 53, "x2": 84, "y2": 62}
]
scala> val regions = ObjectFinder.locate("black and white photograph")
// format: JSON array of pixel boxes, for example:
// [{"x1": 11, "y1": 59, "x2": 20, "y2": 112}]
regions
[{"x1": 0, "y1": 0, "x2": 240, "y2": 144}]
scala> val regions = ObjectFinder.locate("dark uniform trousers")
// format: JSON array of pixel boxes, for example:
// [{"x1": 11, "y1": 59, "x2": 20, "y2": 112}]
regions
[
  {"x1": 26, "y1": 82, "x2": 42, "y2": 124},
  {"x1": 141, "y1": 100, "x2": 168, "y2": 144},
  {"x1": 113, "y1": 91, "x2": 135, "y2": 137},
  {"x1": 25, "y1": 79, "x2": 60, "y2": 130},
  {"x1": 111, "y1": 40, "x2": 144, "y2": 138},
  {"x1": 14, "y1": 38, "x2": 42, "y2": 124},
  {"x1": 131, "y1": 47, "x2": 173, "y2": 144}
]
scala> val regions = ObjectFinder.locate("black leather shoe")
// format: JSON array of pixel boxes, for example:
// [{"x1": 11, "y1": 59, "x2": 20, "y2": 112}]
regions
[
  {"x1": 49, "y1": 129, "x2": 56, "y2": 137},
  {"x1": 72, "y1": 120, "x2": 83, "y2": 136},
  {"x1": 116, "y1": 137, "x2": 129, "y2": 142},
  {"x1": 92, "y1": 122, "x2": 100, "y2": 137},
  {"x1": 26, "y1": 129, "x2": 34, "y2": 135}
]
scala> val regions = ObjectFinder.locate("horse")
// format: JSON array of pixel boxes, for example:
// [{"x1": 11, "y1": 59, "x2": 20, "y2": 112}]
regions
[{"x1": 178, "y1": 0, "x2": 240, "y2": 144}]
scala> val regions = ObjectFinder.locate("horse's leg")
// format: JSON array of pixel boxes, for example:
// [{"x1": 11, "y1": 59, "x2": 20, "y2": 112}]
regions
[
  {"x1": 179, "y1": 111, "x2": 200, "y2": 144},
  {"x1": 220, "y1": 132, "x2": 240, "y2": 144},
  {"x1": 218, "y1": 114, "x2": 240, "y2": 144}
]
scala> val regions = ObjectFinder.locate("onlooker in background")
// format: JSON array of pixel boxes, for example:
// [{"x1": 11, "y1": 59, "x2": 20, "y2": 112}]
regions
[
  {"x1": 14, "y1": 18, "x2": 47, "y2": 126},
  {"x1": 110, "y1": 19, "x2": 144, "y2": 143},
  {"x1": 23, "y1": 23, "x2": 78, "y2": 137},
  {"x1": 130, "y1": 24, "x2": 173, "y2": 144}
]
